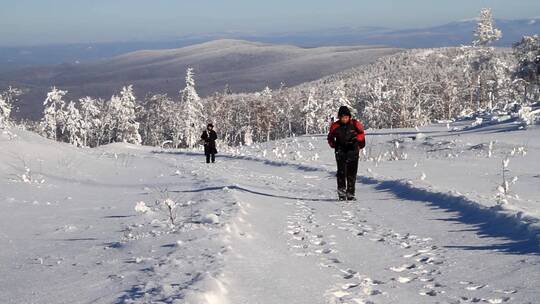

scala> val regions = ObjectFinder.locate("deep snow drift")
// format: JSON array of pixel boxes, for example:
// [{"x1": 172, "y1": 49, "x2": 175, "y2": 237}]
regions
[{"x1": 1, "y1": 119, "x2": 539, "y2": 303}]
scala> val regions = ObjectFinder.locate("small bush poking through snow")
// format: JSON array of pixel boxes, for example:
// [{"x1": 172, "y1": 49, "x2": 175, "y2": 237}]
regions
[
  {"x1": 488, "y1": 141, "x2": 495, "y2": 158},
  {"x1": 161, "y1": 198, "x2": 178, "y2": 227},
  {"x1": 135, "y1": 201, "x2": 151, "y2": 213},
  {"x1": 495, "y1": 156, "x2": 518, "y2": 205},
  {"x1": 14, "y1": 160, "x2": 45, "y2": 185},
  {"x1": 518, "y1": 106, "x2": 540, "y2": 127}
]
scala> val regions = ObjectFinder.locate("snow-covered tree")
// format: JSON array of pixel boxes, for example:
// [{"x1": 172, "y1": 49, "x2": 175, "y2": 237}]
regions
[
  {"x1": 363, "y1": 78, "x2": 394, "y2": 129},
  {"x1": 466, "y1": 8, "x2": 503, "y2": 111},
  {"x1": 138, "y1": 94, "x2": 182, "y2": 147},
  {"x1": 79, "y1": 97, "x2": 102, "y2": 147},
  {"x1": 0, "y1": 87, "x2": 22, "y2": 128},
  {"x1": 261, "y1": 86, "x2": 272, "y2": 98},
  {"x1": 302, "y1": 89, "x2": 319, "y2": 134},
  {"x1": 255, "y1": 86, "x2": 275, "y2": 141},
  {"x1": 181, "y1": 68, "x2": 205, "y2": 148},
  {"x1": 316, "y1": 82, "x2": 356, "y2": 131},
  {"x1": 63, "y1": 101, "x2": 84, "y2": 147},
  {"x1": 244, "y1": 125, "x2": 253, "y2": 146},
  {"x1": 333, "y1": 82, "x2": 356, "y2": 115},
  {"x1": 109, "y1": 85, "x2": 141, "y2": 145},
  {"x1": 0, "y1": 96, "x2": 8, "y2": 129},
  {"x1": 41, "y1": 87, "x2": 67, "y2": 140},
  {"x1": 473, "y1": 8, "x2": 502, "y2": 47},
  {"x1": 276, "y1": 85, "x2": 296, "y2": 137},
  {"x1": 513, "y1": 35, "x2": 540, "y2": 103},
  {"x1": 513, "y1": 35, "x2": 540, "y2": 64}
]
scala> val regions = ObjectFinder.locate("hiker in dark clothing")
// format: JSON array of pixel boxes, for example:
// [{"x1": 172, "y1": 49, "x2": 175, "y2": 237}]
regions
[
  {"x1": 327, "y1": 106, "x2": 366, "y2": 201},
  {"x1": 201, "y1": 123, "x2": 218, "y2": 163}
]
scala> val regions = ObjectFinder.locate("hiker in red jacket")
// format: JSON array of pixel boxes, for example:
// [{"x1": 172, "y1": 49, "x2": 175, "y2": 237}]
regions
[{"x1": 327, "y1": 106, "x2": 366, "y2": 201}]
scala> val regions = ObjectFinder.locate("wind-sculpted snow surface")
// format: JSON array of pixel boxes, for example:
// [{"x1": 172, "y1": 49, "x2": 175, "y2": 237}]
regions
[
  {"x1": 1, "y1": 119, "x2": 539, "y2": 303},
  {"x1": 0, "y1": 128, "x2": 236, "y2": 303}
]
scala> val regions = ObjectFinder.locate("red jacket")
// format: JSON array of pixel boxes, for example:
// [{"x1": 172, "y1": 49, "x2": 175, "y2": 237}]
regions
[{"x1": 327, "y1": 119, "x2": 365, "y2": 149}]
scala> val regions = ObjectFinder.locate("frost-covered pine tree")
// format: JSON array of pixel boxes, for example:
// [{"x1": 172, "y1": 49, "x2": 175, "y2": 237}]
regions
[
  {"x1": 363, "y1": 78, "x2": 394, "y2": 128},
  {"x1": 181, "y1": 68, "x2": 205, "y2": 148},
  {"x1": 302, "y1": 89, "x2": 319, "y2": 134},
  {"x1": 257, "y1": 86, "x2": 275, "y2": 141},
  {"x1": 41, "y1": 87, "x2": 67, "y2": 140},
  {"x1": 333, "y1": 82, "x2": 356, "y2": 115},
  {"x1": 473, "y1": 8, "x2": 502, "y2": 47},
  {"x1": 120, "y1": 85, "x2": 142, "y2": 145},
  {"x1": 63, "y1": 101, "x2": 84, "y2": 147},
  {"x1": 513, "y1": 35, "x2": 540, "y2": 63},
  {"x1": 318, "y1": 97, "x2": 336, "y2": 132},
  {"x1": 277, "y1": 87, "x2": 296, "y2": 137},
  {"x1": 0, "y1": 87, "x2": 22, "y2": 128},
  {"x1": 244, "y1": 125, "x2": 253, "y2": 146},
  {"x1": 109, "y1": 85, "x2": 142, "y2": 145},
  {"x1": 513, "y1": 35, "x2": 540, "y2": 103},
  {"x1": 0, "y1": 95, "x2": 9, "y2": 129},
  {"x1": 467, "y1": 8, "x2": 503, "y2": 111},
  {"x1": 317, "y1": 82, "x2": 356, "y2": 131},
  {"x1": 79, "y1": 97, "x2": 102, "y2": 147},
  {"x1": 261, "y1": 86, "x2": 272, "y2": 98},
  {"x1": 139, "y1": 94, "x2": 173, "y2": 147}
]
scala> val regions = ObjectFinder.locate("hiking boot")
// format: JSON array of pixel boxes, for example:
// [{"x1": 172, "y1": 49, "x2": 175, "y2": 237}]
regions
[{"x1": 338, "y1": 189, "x2": 347, "y2": 201}]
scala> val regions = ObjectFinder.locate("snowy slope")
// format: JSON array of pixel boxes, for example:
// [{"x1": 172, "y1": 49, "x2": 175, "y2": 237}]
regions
[
  {"x1": 1, "y1": 120, "x2": 539, "y2": 303},
  {"x1": 0, "y1": 128, "x2": 236, "y2": 303}
]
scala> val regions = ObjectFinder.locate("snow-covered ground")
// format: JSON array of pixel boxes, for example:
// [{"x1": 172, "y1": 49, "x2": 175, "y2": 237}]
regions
[
  {"x1": 1, "y1": 119, "x2": 539, "y2": 303},
  {"x1": 226, "y1": 119, "x2": 540, "y2": 237}
]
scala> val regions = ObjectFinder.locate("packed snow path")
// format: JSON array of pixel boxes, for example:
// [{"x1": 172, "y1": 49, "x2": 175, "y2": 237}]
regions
[{"x1": 205, "y1": 155, "x2": 539, "y2": 304}]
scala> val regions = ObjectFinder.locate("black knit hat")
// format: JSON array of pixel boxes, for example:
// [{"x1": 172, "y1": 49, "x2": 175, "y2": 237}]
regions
[
  {"x1": 338, "y1": 106, "x2": 351, "y2": 117},
  {"x1": 207, "y1": 123, "x2": 214, "y2": 128}
]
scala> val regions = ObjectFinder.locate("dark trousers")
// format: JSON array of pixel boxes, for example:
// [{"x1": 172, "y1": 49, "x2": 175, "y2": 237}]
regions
[
  {"x1": 335, "y1": 152, "x2": 359, "y2": 196},
  {"x1": 206, "y1": 153, "x2": 215, "y2": 163}
]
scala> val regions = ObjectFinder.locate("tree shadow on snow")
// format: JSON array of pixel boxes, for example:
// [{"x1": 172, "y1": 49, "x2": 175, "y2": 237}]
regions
[
  {"x1": 359, "y1": 176, "x2": 540, "y2": 256},
  {"x1": 171, "y1": 185, "x2": 337, "y2": 202},
  {"x1": 153, "y1": 150, "x2": 325, "y2": 173}
]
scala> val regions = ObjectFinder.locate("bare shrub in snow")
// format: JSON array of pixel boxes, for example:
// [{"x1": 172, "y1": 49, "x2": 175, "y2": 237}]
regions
[
  {"x1": 517, "y1": 105, "x2": 540, "y2": 127},
  {"x1": 495, "y1": 156, "x2": 519, "y2": 205},
  {"x1": 135, "y1": 201, "x2": 151, "y2": 214},
  {"x1": 11, "y1": 155, "x2": 45, "y2": 185}
]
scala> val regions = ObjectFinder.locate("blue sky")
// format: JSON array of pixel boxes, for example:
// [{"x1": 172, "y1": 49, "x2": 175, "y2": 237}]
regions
[{"x1": 1, "y1": 0, "x2": 539, "y2": 46}]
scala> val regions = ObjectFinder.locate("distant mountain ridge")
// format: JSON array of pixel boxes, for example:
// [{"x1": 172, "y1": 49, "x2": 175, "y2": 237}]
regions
[
  {"x1": 0, "y1": 39, "x2": 400, "y2": 119},
  {"x1": 1, "y1": 17, "x2": 538, "y2": 73}
]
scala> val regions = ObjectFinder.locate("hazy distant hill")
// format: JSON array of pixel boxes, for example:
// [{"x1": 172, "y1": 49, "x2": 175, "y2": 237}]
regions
[
  {"x1": 1, "y1": 17, "x2": 537, "y2": 73},
  {"x1": 0, "y1": 39, "x2": 401, "y2": 119},
  {"x1": 364, "y1": 18, "x2": 540, "y2": 48}
]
